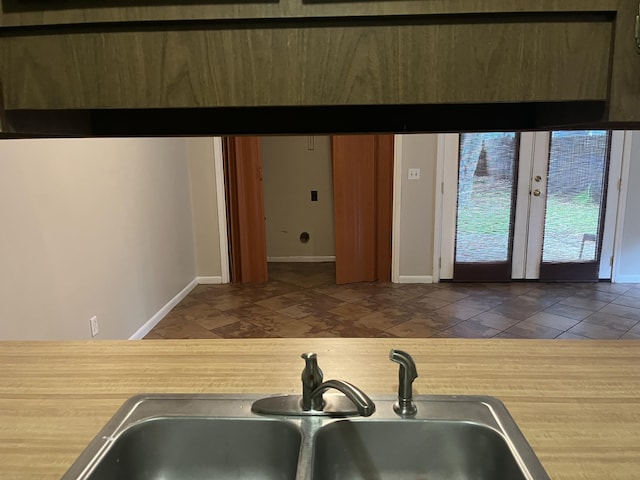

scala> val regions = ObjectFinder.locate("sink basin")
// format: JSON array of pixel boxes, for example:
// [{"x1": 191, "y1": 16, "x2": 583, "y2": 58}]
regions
[
  {"x1": 86, "y1": 418, "x2": 301, "y2": 480},
  {"x1": 62, "y1": 395, "x2": 549, "y2": 480},
  {"x1": 62, "y1": 396, "x2": 304, "y2": 480},
  {"x1": 313, "y1": 420, "x2": 526, "y2": 480}
]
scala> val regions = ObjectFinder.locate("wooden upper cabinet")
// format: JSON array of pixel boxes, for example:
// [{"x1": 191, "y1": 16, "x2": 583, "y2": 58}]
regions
[
  {"x1": 0, "y1": 1, "x2": 637, "y2": 125},
  {"x1": 0, "y1": 15, "x2": 613, "y2": 110},
  {"x1": 396, "y1": 19, "x2": 612, "y2": 104},
  {"x1": 609, "y1": 0, "x2": 640, "y2": 123},
  {"x1": 0, "y1": 0, "x2": 619, "y2": 28}
]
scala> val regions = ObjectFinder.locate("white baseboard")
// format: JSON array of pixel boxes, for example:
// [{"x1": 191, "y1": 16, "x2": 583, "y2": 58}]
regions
[
  {"x1": 398, "y1": 275, "x2": 434, "y2": 284},
  {"x1": 129, "y1": 278, "x2": 198, "y2": 340},
  {"x1": 267, "y1": 256, "x2": 336, "y2": 263},
  {"x1": 197, "y1": 276, "x2": 223, "y2": 284},
  {"x1": 612, "y1": 274, "x2": 640, "y2": 284}
]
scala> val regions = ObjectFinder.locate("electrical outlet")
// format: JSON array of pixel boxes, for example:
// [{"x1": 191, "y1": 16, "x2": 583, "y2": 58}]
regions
[
  {"x1": 408, "y1": 168, "x2": 421, "y2": 180},
  {"x1": 90, "y1": 316, "x2": 99, "y2": 337}
]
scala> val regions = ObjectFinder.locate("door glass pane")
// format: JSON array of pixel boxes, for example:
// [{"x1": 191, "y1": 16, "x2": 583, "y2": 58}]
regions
[
  {"x1": 542, "y1": 131, "x2": 609, "y2": 263},
  {"x1": 455, "y1": 132, "x2": 518, "y2": 263}
]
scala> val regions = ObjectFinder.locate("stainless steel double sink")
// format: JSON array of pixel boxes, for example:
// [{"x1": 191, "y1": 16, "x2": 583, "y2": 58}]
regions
[{"x1": 62, "y1": 394, "x2": 550, "y2": 479}]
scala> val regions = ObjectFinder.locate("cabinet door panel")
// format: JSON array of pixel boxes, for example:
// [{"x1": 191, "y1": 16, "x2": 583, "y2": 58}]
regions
[
  {"x1": 1, "y1": 17, "x2": 611, "y2": 110},
  {"x1": 398, "y1": 19, "x2": 612, "y2": 104},
  {"x1": 609, "y1": 0, "x2": 640, "y2": 123},
  {"x1": 1, "y1": 26, "x2": 399, "y2": 109}
]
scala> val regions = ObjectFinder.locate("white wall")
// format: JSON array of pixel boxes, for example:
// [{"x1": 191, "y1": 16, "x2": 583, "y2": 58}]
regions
[
  {"x1": 616, "y1": 131, "x2": 640, "y2": 282},
  {"x1": 396, "y1": 134, "x2": 439, "y2": 280},
  {"x1": 187, "y1": 137, "x2": 222, "y2": 278},
  {"x1": 261, "y1": 136, "x2": 335, "y2": 260},
  {"x1": 0, "y1": 138, "x2": 196, "y2": 340}
]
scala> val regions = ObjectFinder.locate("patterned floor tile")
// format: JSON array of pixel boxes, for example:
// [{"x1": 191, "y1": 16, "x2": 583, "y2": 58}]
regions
[
  {"x1": 439, "y1": 320, "x2": 501, "y2": 339},
  {"x1": 503, "y1": 321, "x2": 564, "y2": 339},
  {"x1": 145, "y1": 263, "x2": 639, "y2": 341},
  {"x1": 567, "y1": 321, "x2": 625, "y2": 340},
  {"x1": 524, "y1": 312, "x2": 581, "y2": 331},
  {"x1": 582, "y1": 311, "x2": 638, "y2": 331},
  {"x1": 385, "y1": 319, "x2": 439, "y2": 338}
]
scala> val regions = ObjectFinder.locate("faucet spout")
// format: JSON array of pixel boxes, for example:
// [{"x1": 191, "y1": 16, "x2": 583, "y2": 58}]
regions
[
  {"x1": 311, "y1": 379, "x2": 376, "y2": 417},
  {"x1": 389, "y1": 349, "x2": 418, "y2": 416},
  {"x1": 252, "y1": 352, "x2": 376, "y2": 417}
]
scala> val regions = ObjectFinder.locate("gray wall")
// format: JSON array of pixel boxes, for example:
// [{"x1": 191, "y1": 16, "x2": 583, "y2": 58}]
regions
[
  {"x1": 0, "y1": 138, "x2": 196, "y2": 339},
  {"x1": 187, "y1": 138, "x2": 222, "y2": 277},
  {"x1": 397, "y1": 134, "x2": 439, "y2": 279},
  {"x1": 261, "y1": 136, "x2": 335, "y2": 259}
]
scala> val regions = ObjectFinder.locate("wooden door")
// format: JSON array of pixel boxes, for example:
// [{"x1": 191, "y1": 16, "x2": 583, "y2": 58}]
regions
[
  {"x1": 223, "y1": 136, "x2": 268, "y2": 283},
  {"x1": 332, "y1": 135, "x2": 394, "y2": 284},
  {"x1": 537, "y1": 131, "x2": 612, "y2": 282},
  {"x1": 453, "y1": 132, "x2": 520, "y2": 282},
  {"x1": 609, "y1": 0, "x2": 640, "y2": 123}
]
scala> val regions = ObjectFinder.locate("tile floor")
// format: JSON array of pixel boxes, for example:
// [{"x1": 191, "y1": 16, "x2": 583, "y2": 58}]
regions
[{"x1": 145, "y1": 263, "x2": 640, "y2": 340}]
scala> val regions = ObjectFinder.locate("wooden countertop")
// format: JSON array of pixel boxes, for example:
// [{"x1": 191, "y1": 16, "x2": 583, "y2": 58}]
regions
[{"x1": 1, "y1": 339, "x2": 638, "y2": 479}]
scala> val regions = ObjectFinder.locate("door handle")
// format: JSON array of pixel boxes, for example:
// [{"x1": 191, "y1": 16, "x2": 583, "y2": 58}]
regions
[{"x1": 532, "y1": 189, "x2": 541, "y2": 197}]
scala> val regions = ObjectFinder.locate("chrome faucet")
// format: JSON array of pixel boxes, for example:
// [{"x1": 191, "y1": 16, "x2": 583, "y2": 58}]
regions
[
  {"x1": 307, "y1": 379, "x2": 376, "y2": 417},
  {"x1": 301, "y1": 352, "x2": 375, "y2": 416},
  {"x1": 390, "y1": 349, "x2": 418, "y2": 416},
  {"x1": 252, "y1": 352, "x2": 376, "y2": 417}
]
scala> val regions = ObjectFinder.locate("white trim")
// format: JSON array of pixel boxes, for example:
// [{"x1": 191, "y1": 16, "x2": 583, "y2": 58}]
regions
[
  {"x1": 266, "y1": 256, "x2": 336, "y2": 263},
  {"x1": 599, "y1": 131, "x2": 626, "y2": 279},
  {"x1": 511, "y1": 132, "x2": 535, "y2": 279},
  {"x1": 432, "y1": 134, "x2": 447, "y2": 283},
  {"x1": 391, "y1": 135, "x2": 403, "y2": 283},
  {"x1": 611, "y1": 131, "x2": 633, "y2": 283},
  {"x1": 523, "y1": 131, "x2": 551, "y2": 279},
  {"x1": 197, "y1": 276, "x2": 224, "y2": 284},
  {"x1": 398, "y1": 275, "x2": 434, "y2": 284},
  {"x1": 612, "y1": 274, "x2": 640, "y2": 283},
  {"x1": 213, "y1": 137, "x2": 230, "y2": 284},
  {"x1": 129, "y1": 278, "x2": 198, "y2": 340},
  {"x1": 439, "y1": 134, "x2": 459, "y2": 280}
]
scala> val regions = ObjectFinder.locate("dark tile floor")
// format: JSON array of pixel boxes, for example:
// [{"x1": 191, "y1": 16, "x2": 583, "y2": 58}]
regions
[{"x1": 145, "y1": 263, "x2": 640, "y2": 340}]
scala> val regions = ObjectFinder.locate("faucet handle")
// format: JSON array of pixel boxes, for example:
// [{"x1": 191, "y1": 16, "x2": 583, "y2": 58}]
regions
[
  {"x1": 389, "y1": 349, "x2": 418, "y2": 416},
  {"x1": 301, "y1": 352, "x2": 324, "y2": 411}
]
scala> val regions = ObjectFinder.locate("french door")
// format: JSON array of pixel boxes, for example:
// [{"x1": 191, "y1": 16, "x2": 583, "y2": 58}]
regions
[
  {"x1": 444, "y1": 130, "x2": 621, "y2": 282},
  {"x1": 453, "y1": 132, "x2": 520, "y2": 281}
]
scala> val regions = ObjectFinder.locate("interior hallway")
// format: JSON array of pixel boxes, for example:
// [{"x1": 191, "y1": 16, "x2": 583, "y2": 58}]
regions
[{"x1": 145, "y1": 263, "x2": 640, "y2": 340}]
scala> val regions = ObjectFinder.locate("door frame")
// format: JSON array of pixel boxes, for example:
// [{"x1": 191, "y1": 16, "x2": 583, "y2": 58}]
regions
[
  {"x1": 391, "y1": 135, "x2": 403, "y2": 283},
  {"x1": 213, "y1": 137, "x2": 230, "y2": 283},
  {"x1": 217, "y1": 135, "x2": 397, "y2": 284},
  {"x1": 435, "y1": 130, "x2": 628, "y2": 282},
  {"x1": 513, "y1": 131, "x2": 550, "y2": 280},
  {"x1": 610, "y1": 131, "x2": 634, "y2": 282},
  {"x1": 600, "y1": 130, "x2": 628, "y2": 280}
]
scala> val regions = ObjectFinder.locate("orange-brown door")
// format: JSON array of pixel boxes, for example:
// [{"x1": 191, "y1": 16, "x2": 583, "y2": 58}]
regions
[
  {"x1": 332, "y1": 135, "x2": 393, "y2": 284},
  {"x1": 223, "y1": 136, "x2": 268, "y2": 283}
]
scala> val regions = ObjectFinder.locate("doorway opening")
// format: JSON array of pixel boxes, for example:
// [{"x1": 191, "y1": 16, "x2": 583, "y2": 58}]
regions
[
  {"x1": 261, "y1": 136, "x2": 336, "y2": 287},
  {"x1": 223, "y1": 135, "x2": 394, "y2": 285}
]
